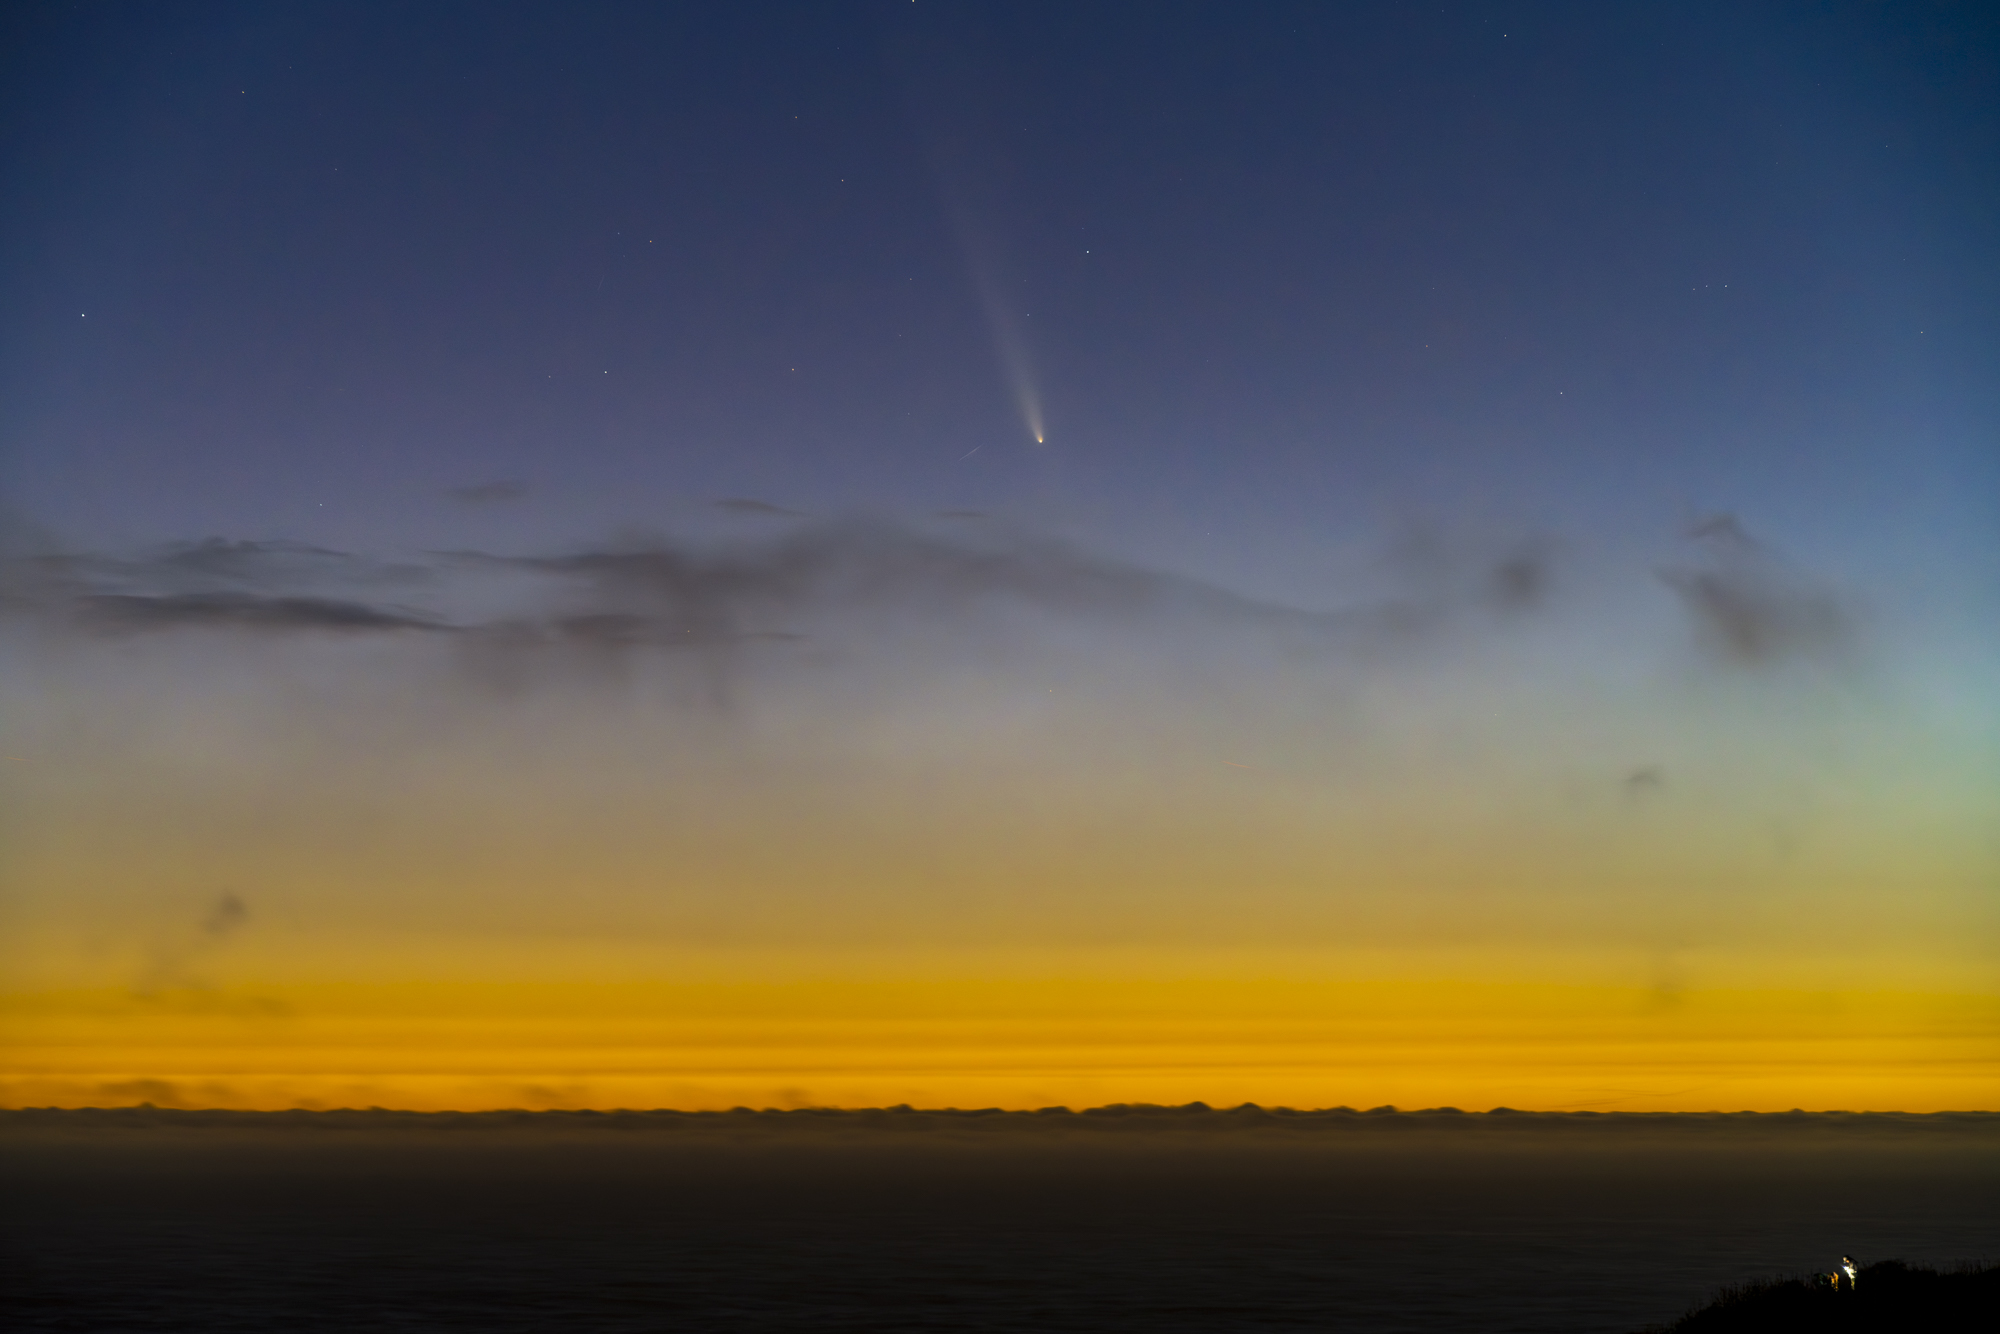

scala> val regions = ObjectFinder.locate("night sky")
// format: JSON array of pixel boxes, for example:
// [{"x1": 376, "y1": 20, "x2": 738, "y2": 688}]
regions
[{"x1": 2, "y1": 2, "x2": 1996, "y2": 1113}]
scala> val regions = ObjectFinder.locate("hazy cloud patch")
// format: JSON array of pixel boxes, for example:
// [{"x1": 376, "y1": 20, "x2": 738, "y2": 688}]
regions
[
  {"x1": 1622, "y1": 766, "x2": 1664, "y2": 798},
  {"x1": 135, "y1": 893, "x2": 254, "y2": 998},
  {"x1": 1657, "y1": 515, "x2": 1851, "y2": 667},
  {"x1": 151, "y1": 538, "x2": 354, "y2": 583},
  {"x1": 446, "y1": 480, "x2": 529, "y2": 504},
  {"x1": 1371, "y1": 522, "x2": 1560, "y2": 626},
  {"x1": 93, "y1": 1078, "x2": 189, "y2": 1107},
  {"x1": 133, "y1": 539, "x2": 429, "y2": 595},
  {"x1": 715, "y1": 498, "x2": 809, "y2": 518},
  {"x1": 201, "y1": 893, "x2": 250, "y2": 938},
  {"x1": 513, "y1": 522, "x2": 1316, "y2": 630}
]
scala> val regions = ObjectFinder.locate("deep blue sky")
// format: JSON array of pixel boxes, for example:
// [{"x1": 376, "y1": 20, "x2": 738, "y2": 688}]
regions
[{"x1": 3, "y1": 1, "x2": 1995, "y2": 593}]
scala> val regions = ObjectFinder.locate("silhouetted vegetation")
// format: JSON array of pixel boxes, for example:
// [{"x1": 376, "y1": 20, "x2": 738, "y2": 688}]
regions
[{"x1": 1644, "y1": 1260, "x2": 1999, "y2": 1332}]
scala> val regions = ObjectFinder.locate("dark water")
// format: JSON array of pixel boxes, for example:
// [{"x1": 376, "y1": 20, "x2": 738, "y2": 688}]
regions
[{"x1": 5, "y1": 1129, "x2": 1997, "y2": 1333}]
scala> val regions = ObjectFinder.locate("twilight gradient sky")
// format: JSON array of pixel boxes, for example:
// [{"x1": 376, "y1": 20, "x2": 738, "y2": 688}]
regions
[{"x1": 2, "y1": 2, "x2": 1996, "y2": 1112}]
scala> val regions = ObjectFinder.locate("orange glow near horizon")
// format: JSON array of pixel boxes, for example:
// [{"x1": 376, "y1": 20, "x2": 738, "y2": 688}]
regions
[{"x1": 5, "y1": 978, "x2": 1996, "y2": 1113}]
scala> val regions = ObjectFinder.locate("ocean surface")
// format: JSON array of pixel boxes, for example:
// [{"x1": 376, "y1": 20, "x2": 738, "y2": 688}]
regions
[{"x1": 4, "y1": 1109, "x2": 1997, "y2": 1333}]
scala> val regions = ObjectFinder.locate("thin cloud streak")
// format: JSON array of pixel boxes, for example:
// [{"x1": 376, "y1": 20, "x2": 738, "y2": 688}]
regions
[{"x1": 80, "y1": 592, "x2": 449, "y2": 634}]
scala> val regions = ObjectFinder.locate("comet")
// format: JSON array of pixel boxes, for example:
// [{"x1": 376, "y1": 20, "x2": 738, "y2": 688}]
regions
[
  {"x1": 886, "y1": 24, "x2": 1046, "y2": 447},
  {"x1": 957, "y1": 234, "x2": 1045, "y2": 447}
]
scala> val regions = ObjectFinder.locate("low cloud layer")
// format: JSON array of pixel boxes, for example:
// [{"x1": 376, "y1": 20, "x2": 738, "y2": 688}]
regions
[
  {"x1": 7, "y1": 1105, "x2": 1992, "y2": 1146},
  {"x1": 3, "y1": 518, "x2": 1563, "y2": 677}
]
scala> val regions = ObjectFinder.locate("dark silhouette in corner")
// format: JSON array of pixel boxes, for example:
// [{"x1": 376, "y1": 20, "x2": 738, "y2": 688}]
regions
[{"x1": 1641, "y1": 1260, "x2": 1999, "y2": 1332}]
